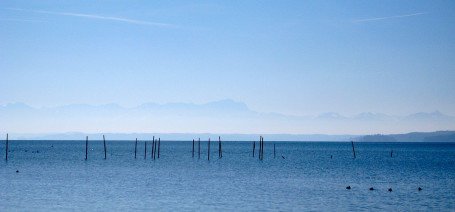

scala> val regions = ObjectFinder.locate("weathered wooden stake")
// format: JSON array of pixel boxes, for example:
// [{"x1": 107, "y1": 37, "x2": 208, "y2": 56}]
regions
[
  {"x1": 153, "y1": 138, "x2": 157, "y2": 160},
  {"x1": 218, "y1": 136, "x2": 222, "y2": 158},
  {"x1": 259, "y1": 136, "x2": 263, "y2": 160},
  {"x1": 198, "y1": 138, "x2": 201, "y2": 159},
  {"x1": 5, "y1": 133, "x2": 8, "y2": 161},
  {"x1": 134, "y1": 138, "x2": 138, "y2": 159},
  {"x1": 351, "y1": 141, "x2": 356, "y2": 159},
  {"x1": 390, "y1": 149, "x2": 393, "y2": 158},
  {"x1": 103, "y1": 135, "x2": 107, "y2": 159},
  {"x1": 144, "y1": 141, "x2": 147, "y2": 159},
  {"x1": 258, "y1": 136, "x2": 261, "y2": 160},
  {"x1": 261, "y1": 136, "x2": 265, "y2": 160},
  {"x1": 192, "y1": 139, "x2": 195, "y2": 158},
  {"x1": 252, "y1": 141, "x2": 256, "y2": 157},
  {"x1": 262, "y1": 136, "x2": 264, "y2": 160},
  {"x1": 158, "y1": 138, "x2": 160, "y2": 158},
  {"x1": 151, "y1": 136, "x2": 155, "y2": 158},
  {"x1": 274, "y1": 143, "x2": 276, "y2": 159},
  {"x1": 85, "y1": 136, "x2": 88, "y2": 160},
  {"x1": 208, "y1": 138, "x2": 210, "y2": 161},
  {"x1": 151, "y1": 139, "x2": 155, "y2": 159}
]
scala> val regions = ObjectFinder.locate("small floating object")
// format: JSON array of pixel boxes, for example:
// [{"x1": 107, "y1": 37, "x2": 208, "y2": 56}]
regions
[
  {"x1": 388, "y1": 188, "x2": 393, "y2": 192},
  {"x1": 369, "y1": 187, "x2": 374, "y2": 191},
  {"x1": 330, "y1": 155, "x2": 333, "y2": 159},
  {"x1": 16, "y1": 170, "x2": 19, "y2": 173},
  {"x1": 418, "y1": 187, "x2": 422, "y2": 191},
  {"x1": 281, "y1": 156, "x2": 285, "y2": 159},
  {"x1": 346, "y1": 186, "x2": 351, "y2": 190}
]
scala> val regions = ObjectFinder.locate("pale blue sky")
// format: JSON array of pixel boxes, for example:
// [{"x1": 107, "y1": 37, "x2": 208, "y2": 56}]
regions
[{"x1": 1, "y1": 0, "x2": 455, "y2": 117}]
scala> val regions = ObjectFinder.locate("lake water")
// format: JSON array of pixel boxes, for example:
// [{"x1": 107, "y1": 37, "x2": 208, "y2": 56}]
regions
[{"x1": 1, "y1": 141, "x2": 454, "y2": 211}]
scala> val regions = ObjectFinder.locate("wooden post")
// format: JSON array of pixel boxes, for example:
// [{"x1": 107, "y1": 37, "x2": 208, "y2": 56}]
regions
[
  {"x1": 152, "y1": 138, "x2": 154, "y2": 160},
  {"x1": 103, "y1": 135, "x2": 107, "y2": 159},
  {"x1": 198, "y1": 138, "x2": 201, "y2": 159},
  {"x1": 218, "y1": 136, "x2": 222, "y2": 158},
  {"x1": 192, "y1": 139, "x2": 195, "y2": 158},
  {"x1": 258, "y1": 136, "x2": 261, "y2": 160},
  {"x1": 351, "y1": 141, "x2": 356, "y2": 159},
  {"x1": 390, "y1": 149, "x2": 393, "y2": 158},
  {"x1": 135, "y1": 138, "x2": 138, "y2": 159},
  {"x1": 151, "y1": 136, "x2": 155, "y2": 158},
  {"x1": 5, "y1": 133, "x2": 8, "y2": 161},
  {"x1": 252, "y1": 141, "x2": 255, "y2": 157},
  {"x1": 144, "y1": 141, "x2": 147, "y2": 159},
  {"x1": 153, "y1": 138, "x2": 157, "y2": 160},
  {"x1": 85, "y1": 136, "x2": 88, "y2": 160},
  {"x1": 158, "y1": 138, "x2": 160, "y2": 158},
  {"x1": 208, "y1": 138, "x2": 210, "y2": 161},
  {"x1": 259, "y1": 136, "x2": 262, "y2": 160},
  {"x1": 274, "y1": 143, "x2": 276, "y2": 159},
  {"x1": 151, "y1": 138, "x2": 155, "y2": 159},
  {"x1": 261, "y1": 136, "x2": 265, "y2": 160},
  {"x1": 262, "y1": 136, "x2": 264, "y2": 160}
]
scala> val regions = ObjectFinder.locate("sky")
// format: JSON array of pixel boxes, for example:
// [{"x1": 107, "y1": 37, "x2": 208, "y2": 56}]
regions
[{"x1": 1, "y1": 1, "x2": 455, "y2": 134}]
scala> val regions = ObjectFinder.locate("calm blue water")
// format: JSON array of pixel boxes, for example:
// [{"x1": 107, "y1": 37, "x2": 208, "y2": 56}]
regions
[{"x1": 1, "y1": 141, "x2": 454, "y2": 211}]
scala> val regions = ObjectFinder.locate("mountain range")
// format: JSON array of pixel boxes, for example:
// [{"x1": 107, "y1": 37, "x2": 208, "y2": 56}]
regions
[{"x1": 1, "y1": 99, "x2": 455, "y2": 137}]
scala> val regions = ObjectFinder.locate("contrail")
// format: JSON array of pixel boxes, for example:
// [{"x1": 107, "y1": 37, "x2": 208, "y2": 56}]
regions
[
  {"x1": 0, "y1": 18, "x2": 46, "y2": 23},
  {"x1": 6, "y1": 8, "x2": 176, "y2": 28},
  {"x1": 353, "y1": 12, "x2": 427, "y2": 23}
]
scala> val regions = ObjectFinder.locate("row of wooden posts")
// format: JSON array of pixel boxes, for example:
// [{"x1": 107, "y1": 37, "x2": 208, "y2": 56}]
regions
[
  {"x1": 189, "y1": 136, "x2": 276, "y2": 160},
  {"x1": 134, "y1": 136, "x2": 161, "y2": 160},
  {"x1": 3, "y1": 133, "x2": 392, "y2": 160},
  {"x1": 191, "y1": 136, "x2": 223, "y2": 160},
  {"x1": 252, "y1": 136, "x2": 266, "y2": 160},
  {"x1": 84, "y1": 135, "x2": 161, "y2": 160}
]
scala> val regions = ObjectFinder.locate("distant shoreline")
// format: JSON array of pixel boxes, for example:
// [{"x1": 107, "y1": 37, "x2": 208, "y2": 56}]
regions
[
  {"x1": 4, "y1": 140, "x2": 455, "y2": 143},
  {"x1": 2, "y1": 130, "x2": 454, "y2": 142}
]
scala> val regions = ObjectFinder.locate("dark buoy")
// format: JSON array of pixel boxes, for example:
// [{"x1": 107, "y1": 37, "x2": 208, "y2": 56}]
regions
[
  {"x1": 388, "y1": 188, "x2": 393, "y2": 192},
  {"x1": 418, "y1": 187, "x2": 422, "y2": 191},
  {"x1": 346, "y1": 186, "x2": 351, "y2": 190},
  {"x1": 16, "y1": 170, "x2": 19, "y2": 173},
  {"x1": 369, "y1": 187, "x2": 374, "y2": 191}
]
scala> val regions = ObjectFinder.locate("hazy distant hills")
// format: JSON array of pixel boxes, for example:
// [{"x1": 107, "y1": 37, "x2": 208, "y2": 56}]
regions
[
  {"x1": 7, "y1": 131, "x2": 455, "y2": 142},
  {"x1": 10, "y1": 132, "x2": 354, "y2": 141},
  {"x1": 355, "y1": 131, "x2": 455, "y2": 142},
  {"x1": 1, "y1": 99, "x2": 455, "y2": 136}
]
